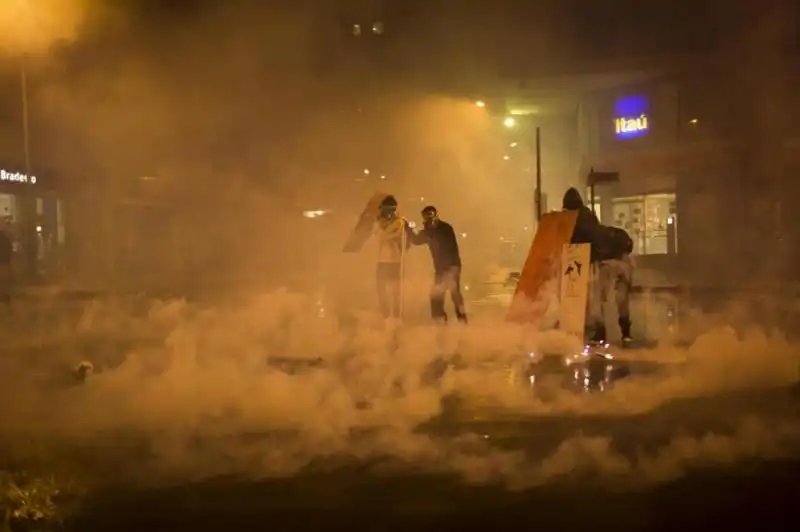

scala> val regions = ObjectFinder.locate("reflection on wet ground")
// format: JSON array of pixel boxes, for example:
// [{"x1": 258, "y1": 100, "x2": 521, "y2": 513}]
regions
[{"x1": 67, "y1": 381, "x2": 800, "y2": 532}]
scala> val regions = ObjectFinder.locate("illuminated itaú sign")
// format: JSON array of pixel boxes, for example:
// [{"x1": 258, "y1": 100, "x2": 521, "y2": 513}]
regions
[
  {"x1": 0, "y1": 168, "x2": 36, "y2": 184},
  {"x1": 613, "y1": 95, "x2": 649, "y2": 139},
  {"x1": 615, "y1": 114, "x2": 648, "y2": 135}
]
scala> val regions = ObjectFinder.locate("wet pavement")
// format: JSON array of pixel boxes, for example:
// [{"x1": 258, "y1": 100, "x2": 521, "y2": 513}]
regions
[
  {"x1": 16, "y1": 377, "x2": 798, "y2": 531},
  {"x1": 71, "y1": 459, "x2": 800, "y2": 531},
  {"x1": 2, "y1": 288, "x2": 799, "y2": 531},
  {"x1": 67, "y1": 382, "x2": 800, "y2": 532}
]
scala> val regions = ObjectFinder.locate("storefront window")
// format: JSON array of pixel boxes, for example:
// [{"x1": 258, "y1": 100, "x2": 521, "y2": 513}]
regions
[
  {"x1": 0, "y1": 190, "x2": 64, "y2": 275},
  {"x1": 611, "y1": 193, "x2": 676, "y2": 255}
]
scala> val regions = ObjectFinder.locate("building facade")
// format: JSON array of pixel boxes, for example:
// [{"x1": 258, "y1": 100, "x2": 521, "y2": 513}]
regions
[
  {"x1": 0, "y1": 163, "x2": 64, "y2": 278},
  {"x1": 574, "y1": 52, "x2": 798, "y2": 286}
]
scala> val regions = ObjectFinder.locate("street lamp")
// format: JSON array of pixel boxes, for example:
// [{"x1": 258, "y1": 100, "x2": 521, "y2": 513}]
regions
[
  {"x1": 476, "y1": 101, "x2": 543, "y2": 222},
  {"x1": 475, "y1": 100, "x2": 486, "y2": 108},
  {"x1": 0, "y1": 0, "x2": 88, "y2": 280},
  {"x1": 504, "y1": 114, "x2": 542, "y2": 222}
]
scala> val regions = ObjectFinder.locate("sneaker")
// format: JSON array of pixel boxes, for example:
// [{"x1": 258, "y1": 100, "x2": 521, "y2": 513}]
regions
[
  {"x1": 621, "y1": 336, "x2": 633, "y2": 348},
  {"x1": 589, "y1": 324, "x2": 607, "y2": 345}
]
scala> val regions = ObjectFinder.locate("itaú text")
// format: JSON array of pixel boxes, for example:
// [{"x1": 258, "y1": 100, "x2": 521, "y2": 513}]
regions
[{"x1": 615, "y1": 114, "x2": 648, "y2": 135}]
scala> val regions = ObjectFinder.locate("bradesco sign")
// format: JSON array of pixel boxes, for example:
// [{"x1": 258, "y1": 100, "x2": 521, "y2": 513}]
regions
[{"x1": 0, "y1": 169, "x2": 37, "y2": 184}]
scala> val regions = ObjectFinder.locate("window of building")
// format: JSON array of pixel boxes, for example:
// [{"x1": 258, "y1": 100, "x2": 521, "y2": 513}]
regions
[
  {"x1": 611, "y1": 193, "x2": 676, "y2": 255},
  {"x1": 372, "y1": 22, "x2": 384, "y2": 35},
  {"x1": 352, "y1": 24, "x2": 361, "y2": 36}
]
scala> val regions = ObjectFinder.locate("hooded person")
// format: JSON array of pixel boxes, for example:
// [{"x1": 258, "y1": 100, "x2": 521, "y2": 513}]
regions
[
  {"x1": 561, "y1": 187, "x2": 634, "y2": 345},
  {"x1": 562, "y1": 187, "x2": 601, "y2": 253},
  {"x1": 374, "y1": 195, "x2": 412, "y2": 323}
]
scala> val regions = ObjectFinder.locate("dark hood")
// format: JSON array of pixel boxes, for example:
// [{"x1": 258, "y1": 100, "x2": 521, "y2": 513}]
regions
[{"x1": 562, "y1": 188, "x2": 584, "y2": 210}]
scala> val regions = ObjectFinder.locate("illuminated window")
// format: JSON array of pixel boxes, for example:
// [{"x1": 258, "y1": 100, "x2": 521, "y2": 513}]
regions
[
  {"x1": 352, "y1": 24, "x2": 361, "y2": 36},
  {"x1": 372, "y1": 22, "x2": 384, "y2": 34},
  {"x1": 611, "y1": 193, "x2": 676, "y2": 255}
]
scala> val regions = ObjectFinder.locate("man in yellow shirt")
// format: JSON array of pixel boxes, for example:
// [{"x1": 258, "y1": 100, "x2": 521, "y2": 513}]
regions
[{"x1": 374, "y1": 195, "x2": 411, "y2": 322}]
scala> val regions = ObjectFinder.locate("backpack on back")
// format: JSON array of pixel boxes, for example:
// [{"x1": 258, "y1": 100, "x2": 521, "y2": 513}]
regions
[{"x1": 596, "y1": 225, "x2": 633, "y2": 261}]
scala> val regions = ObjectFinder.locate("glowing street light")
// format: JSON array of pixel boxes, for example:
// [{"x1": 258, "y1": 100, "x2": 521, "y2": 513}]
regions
[
  {"x1": 475, "y1": 100, "x2": 486, "y2": 108},
  {"x1": 504, "y1": 111, "x2": 544, "y2": 222},
  {"x1": 0, "y1": 0, "x2": 89, "y2": 279},
  {"x1": 0, "y1": 0, "x2": 86, "y2": 55}
]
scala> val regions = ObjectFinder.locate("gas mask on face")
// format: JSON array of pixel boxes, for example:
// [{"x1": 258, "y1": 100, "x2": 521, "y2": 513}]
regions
[
  {"x1": 421, "y1": 205, "x2": 438, "y2": 229},
  {"x1": 379, "y1": 206, "x2": 397, "y2": 220},
  {"x1": 379, "y1": 195, "x2": 399, "y2": 221}
]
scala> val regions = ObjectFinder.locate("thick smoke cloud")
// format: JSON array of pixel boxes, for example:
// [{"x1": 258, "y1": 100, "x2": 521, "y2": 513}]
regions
[
  {"x1": 0, "y1": 0, "x2": 797, "y2": 502},
  {"x1": 0, "y1": 293, "x2": 797, "y2": 491},
  {"x1": 0, "y1": 0, "x2": 91, "y2": 56},
  {"x1": 20, "y1": 0, "x2": 521, "y2": 293}
]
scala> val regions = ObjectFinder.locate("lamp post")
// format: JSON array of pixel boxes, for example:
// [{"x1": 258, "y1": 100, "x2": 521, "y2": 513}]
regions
[
  {"x1": 1, "y1": 2, "x2": 39, "y2": 281},
  {"x1": 504, "y1": 116, "x2": 542, "y2": 222},
  {"x1": 1, "y1": 0, "x2": 86, "y2": 281},
  {"x1": 19, "y1": 59, "x2": 38, "y2": 280}
]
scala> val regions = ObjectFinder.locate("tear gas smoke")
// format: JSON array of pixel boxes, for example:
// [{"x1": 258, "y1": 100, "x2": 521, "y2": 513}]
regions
[
  {"x1": 0, "y1": 0, "x2": 91, "y2": 56},
  {"x1": 0, "y1": 293, "x2": 797, "y2": 491},
  {"x1": 0, "y1": 0, "x2": 797, "y2": 496}
]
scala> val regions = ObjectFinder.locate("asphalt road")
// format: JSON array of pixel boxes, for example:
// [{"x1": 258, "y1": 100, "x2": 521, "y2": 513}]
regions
[
  {"x1": 50, "y1": 384, "x2": 800, "y2": 531},
  {"x1": 1, "y1": 292, "x2": 798, "y2": 531},
  {"x1": 71, "y1": 461, "x2": 800, "y2": 532}
]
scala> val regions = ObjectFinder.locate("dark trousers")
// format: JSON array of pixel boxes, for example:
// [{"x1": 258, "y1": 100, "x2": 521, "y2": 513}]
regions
[
  {"x1": 430, "y1": 266, "x2": 467, "y2": 324},
  {"x1": 376, "y1": 262, "x2": 401, "y2": 319}
]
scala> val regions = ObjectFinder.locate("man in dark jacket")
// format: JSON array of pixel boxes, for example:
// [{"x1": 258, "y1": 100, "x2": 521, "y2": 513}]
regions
[
  {"x1": 592, "y1": 225, "x2": 635, "y2": 345},
  {"x1": 410, "y1": 206, "x2": 467, "y2": 324},
  {"x1": 561, "y1": 188, "x2": 634, "y2": 344}
]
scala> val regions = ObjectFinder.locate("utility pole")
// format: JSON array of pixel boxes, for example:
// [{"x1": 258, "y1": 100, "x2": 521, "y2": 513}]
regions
[
  {"x1": 587, "y1": 169, "x2": 620, "y2": 218},
  {"x1": 534, "y1": 126, "x2": 542, "y2": 221},
  {"x1": 20, "y1": 60, "x2": 37, "y2": 282}
]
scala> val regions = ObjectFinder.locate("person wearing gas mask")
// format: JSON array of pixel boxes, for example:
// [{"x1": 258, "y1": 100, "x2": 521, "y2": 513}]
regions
[
  {"x1": 410, "y1": 205, "x2": 467, "y2": 324},
  {"x1": 374, "y1": 195, "x2": 411, "y2": 323}
]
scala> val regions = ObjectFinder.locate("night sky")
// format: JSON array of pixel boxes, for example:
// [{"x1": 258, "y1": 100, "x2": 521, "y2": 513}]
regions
[{"x1": 0, "y1": 0, "x2": 795, "y2": 190}]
